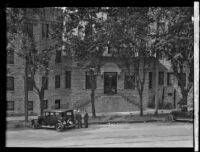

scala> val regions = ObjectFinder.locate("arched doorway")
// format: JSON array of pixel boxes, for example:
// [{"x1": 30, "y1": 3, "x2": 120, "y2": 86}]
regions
[{"x1": 100, "y1": 62, "x2": 121, "y2": 95}]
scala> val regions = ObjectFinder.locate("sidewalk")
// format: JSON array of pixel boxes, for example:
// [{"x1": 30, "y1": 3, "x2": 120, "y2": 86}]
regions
[{"x1": 6, "y1": 109, "x2": 171, "y2": 122}]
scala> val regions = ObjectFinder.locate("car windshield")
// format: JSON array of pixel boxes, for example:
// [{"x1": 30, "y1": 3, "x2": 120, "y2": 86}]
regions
[
  {"x1": 44, "y1": 112, "x2": 50, "y2": 116},
  {"x1": 66, "y1": 111, "x2": 72, "y2": 116},
  {"x1": 55, "y1": 112, "x2": 60, "y2": 116}
]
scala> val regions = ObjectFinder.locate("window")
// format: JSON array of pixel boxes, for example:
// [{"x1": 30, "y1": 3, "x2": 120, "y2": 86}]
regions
[
  {"x1": 159, "y1": 72, "x2": 164, "y2": 85},
  {"x1": 46, "y1": 24, "x2": 49, "y2": 38},
  {"x1": 7, "y1": 77, "x2": 14, "y2": 91},
  {"x1": 42, "y1": 77, "x2": 48, "y2": 90},
  {"x1": 65, "y1": 71, "x2": 71, "y2": 88},
  {"x1": 55, "y1": 100, "x2": 60, "y2": 109},
  {"x1": 42, "y1": 23, "x2": 49, "y2": 38},
  {"x1": 7, "y1": 49, "x2": 14, "y2": 64},
  {"x1": 43, "y1": 100, "x2": 48, "y2": 109},
  {"x1": 55, "y1": 50, "x2": 61, "y2": 63},
  {"x1": 7, "y1": 101, "x2": 14, "y2": 111},
  {"x1": 28, "y1": 101, "x2": 33, "y2": 111},
  {"x1": 85, "y1": 72, "x2": 96, "y2": 89},
  {"x1": 178, "y1": 73, "x2": 186, "y2": 87},
  {"x1": 55, "y1": 75, "x2": 60, "y2": 88},
  {"x1": 27, "y1": 77, "x2": 33, "y2": 91},
  {"x1": 42, "y1": 24, "x2": 45, "y2": 38},
  {"x1": 25, "y1": 23, "x2": 33, "y2": 38},
  {"x1": 167, "y1": 72, "x2": 174, "y2": 86},
  {"x1": 149, "y1": 72, "x2": 152, "y2": 89},
  {"x1": 124, "y1": 74, "x2": 135, "y2": 89}
]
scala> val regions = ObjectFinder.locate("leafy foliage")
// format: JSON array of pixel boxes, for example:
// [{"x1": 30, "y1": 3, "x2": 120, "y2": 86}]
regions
[{"x1": 7, "y1": 8, "x2": 62, "y2": 115}]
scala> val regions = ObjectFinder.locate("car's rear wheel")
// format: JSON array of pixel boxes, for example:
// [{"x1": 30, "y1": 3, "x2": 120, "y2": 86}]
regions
[
  {"x1": 55, "y1": 123, "x2": 64, "y2": 132},
  {"x1": 32, "y1": 123, "x2": 40, "y2": 129},
  {"x1": 167, "y1": 114, "x2": 175, "y2": 121}
]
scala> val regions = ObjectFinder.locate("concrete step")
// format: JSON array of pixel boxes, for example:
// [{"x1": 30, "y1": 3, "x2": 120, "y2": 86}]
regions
[{"x1": 85, "y1": 95, "x2": 140, "y2": 113}]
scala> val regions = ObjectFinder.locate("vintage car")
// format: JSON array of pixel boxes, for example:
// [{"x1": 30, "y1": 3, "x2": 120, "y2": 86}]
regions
[
  {"x1": 31, "y1": 109, "x2": 76, "y2": 132},
  {"x1": 167, "y1": 105, "x2": 194, "y2": 122}
]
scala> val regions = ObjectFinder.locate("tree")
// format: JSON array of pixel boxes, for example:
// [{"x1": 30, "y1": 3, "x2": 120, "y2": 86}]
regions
[
  {"x1": 62, "y1": 7, "x2": 108, "y2": 117},
  {"x1": 152, "y1": 7, "x2": 194, "y2": 106},
  {"x1": 105, "y1": 7, "x2": 153, "y2": 116},
  {"x1": 6, "y1": 8, "x2": 61, "y2": 116}
]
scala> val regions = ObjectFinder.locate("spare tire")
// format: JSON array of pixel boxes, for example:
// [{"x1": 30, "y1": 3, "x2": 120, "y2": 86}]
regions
[{"x1": 55, "y1": 123, "x2": 64, "y2": 132}]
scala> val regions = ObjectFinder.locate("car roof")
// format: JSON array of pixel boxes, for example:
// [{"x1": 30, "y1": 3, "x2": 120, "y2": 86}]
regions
[{"x1": 44, "y1": 109, "x2": 73, "y2": 113}]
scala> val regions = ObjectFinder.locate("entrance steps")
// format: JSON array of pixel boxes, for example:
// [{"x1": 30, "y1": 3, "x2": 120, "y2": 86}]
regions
[{"x1": 85, "y1": 94, "x2": 140, "y2": 113}]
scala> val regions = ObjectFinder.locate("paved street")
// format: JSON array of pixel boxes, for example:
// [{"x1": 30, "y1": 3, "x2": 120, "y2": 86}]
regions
[{"x1": 6, "y1": 122, "x2": 193, "y2": 147}]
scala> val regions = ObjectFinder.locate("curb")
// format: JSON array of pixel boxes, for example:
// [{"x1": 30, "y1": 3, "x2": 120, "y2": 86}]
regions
[{"x1": 88, "y1": 119, "x2": 165, "y2": 125}]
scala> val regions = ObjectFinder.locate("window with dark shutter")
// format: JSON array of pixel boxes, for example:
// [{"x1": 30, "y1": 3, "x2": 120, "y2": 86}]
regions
[
  {"x1": 46, "y1": 24, "x2": 49, "y2": 38},
  {"x1": 55, "y1": 75, "x2": 60, "y2": 88},
  {"x1": 7, "y1": 101, "x2": 14, "y2": 111},
  {"x1": 124, "y1": 74, "x2": 135, "y2": 89},
  {"x1": 159, "y1": 72, "x2": 164, "y2": 85},
  {"x1": 178, "y1": 73, "x2": 186, "y2": 87},
  {"x1": 149, "y1": 72, "x2": 152, "y2": 89},
  {"x1": 43, "y1": 100, "x2": 48, "y2": 109},
  {"x1": 167, "y1": 73, "x2": 174, "y2": 86},
  {"x1": 42, "y1": 77, "x2": 48, "y2": 90},
  {"x1": 85, "y1": 72, "x2": 96, "y2": 89},
  {"x1": 7, "y1": 77, "x2": 14, "y2": 91},
  {"x1": 7, "y1": 49, "x2": 14, "y2": 64},
  {"x1": 28, "y1": 101, "x2": 33, "y2": 111},
  {"x1": 42, "y1": 24, "x2": 45, "y2": 38},
  {"x1": 65, "y1": 71, "x2": 71, "y2": 88},
  {"x1": 55, "y1": 50, "x2": 61, "y2": 63},
  {"x1": 27, "y1": 77, "x2": 33, "y2": 91},
  {"x1": 25, "y1": 23, "x2": 33, "y2": 38}
]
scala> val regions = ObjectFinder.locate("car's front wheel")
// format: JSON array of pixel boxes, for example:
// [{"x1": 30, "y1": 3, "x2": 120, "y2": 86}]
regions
[
  {"x1": 55, "y1": 123, "x2": 64, "y2": 132},
  {"x1": 167, "y1": 114, "x2": 176, "y2": 122}
]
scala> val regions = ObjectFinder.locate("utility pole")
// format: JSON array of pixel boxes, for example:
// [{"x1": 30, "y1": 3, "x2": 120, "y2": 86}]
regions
[{"x1": 24, "y1": 58, "x2": 28, "y2": 123}]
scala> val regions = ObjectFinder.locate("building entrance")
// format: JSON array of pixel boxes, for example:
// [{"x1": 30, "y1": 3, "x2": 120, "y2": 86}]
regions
[{"x1": 104, "y1": 72, "x2": 117, "y2": 94}]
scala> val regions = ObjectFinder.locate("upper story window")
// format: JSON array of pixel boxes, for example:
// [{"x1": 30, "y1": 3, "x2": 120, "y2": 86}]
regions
[
  {"x1": 167, "y1": 72, "x2": 174, "y2": 86},
  {"x1": 7, "y1": 48, "x2": 14, "y2": 64},
  {"x1": 7, "y1": 101, "x2": 14, "y2": 111},
  {"x1": 42, "y1": 23, "x2": 49, "y2": 38},
  {"x1": 149, "y1": 72, "x2": 152, "y2": 89},
  {"x1": 124, "y1": 74, "x2": 135, "y2": 89},
  {"x1": 85, "y1": 72, "x2": 97, "y2": 89},
  {"x1": 159, "y1": 72, "x2": 164, "y2": 85},
  {"x1": 28, "y1": 101, "x2": 33, "y2": 111},
  {"x1": 7, "y1": 76, "x2": 14, "y2": 91},
  {"x1": 42, "y1": 76, "x2": 48, "y2": 90},
  {"x1": 25, "y1": 23, "x2": 33, "y2": 38},
  {"x1": 55, "y1": 50, "x2": 61, "y2": 63},
  {"x1": 65, "y1": 71, "x2": 71, "y2": 89},
  {"x1": 43, "y1": 100, "x2": 48, "y2": 109},
  {"x1": 55, "y1": 75, "x2": 60, "y2": 88},
  {"x1": 27, "y1": 77, "x2": 33, "y2": 91},
  {"x1": 178, "y1": 73, "x2": 186, "y2": 87}
]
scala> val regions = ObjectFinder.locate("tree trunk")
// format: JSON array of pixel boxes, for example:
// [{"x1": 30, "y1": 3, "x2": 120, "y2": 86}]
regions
[
  {"x1": 154, "y1": 59, "x2": 159, "y2": 115},
  {"x1": 181, "y1": 88, "x2": 188, "y2": 105},
  {"x1": 91, "y1": 89, "x2": 96, "y2": 118},
  {"x1": 90, "y1": 69, "x2": 96, "y2": 118},
  {"x1": 39, "y1": 89, "x2": 44, "y2": 116},
  {"x1": 24, "y1": 60, "x2": 28, "y2": 123},
  {"x1": 139, "y1": 93, "x2": 143, "y2": 116}
]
